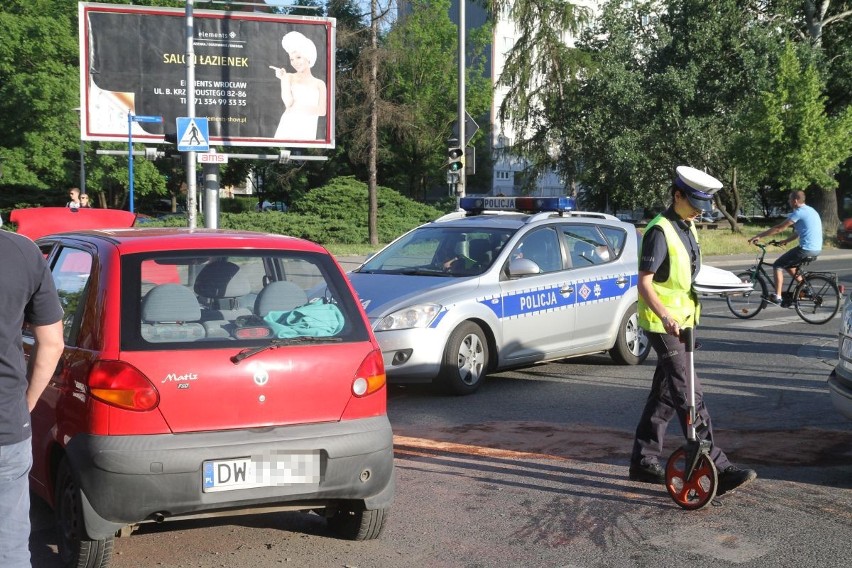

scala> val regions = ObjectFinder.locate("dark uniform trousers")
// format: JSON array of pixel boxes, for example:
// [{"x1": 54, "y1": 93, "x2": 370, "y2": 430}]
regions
[{"x1": 631, "y1": 331, "x2": 732, "y2": 470}]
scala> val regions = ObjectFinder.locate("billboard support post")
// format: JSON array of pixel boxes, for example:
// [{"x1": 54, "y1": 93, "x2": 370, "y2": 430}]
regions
[{"x1": 128, "y1": 112, "x2": 162, "y2": 214}]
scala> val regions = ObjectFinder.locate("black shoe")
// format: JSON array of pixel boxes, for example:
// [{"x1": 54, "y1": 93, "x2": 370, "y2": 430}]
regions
[
  {"x1": 717, "y1": 465, "x2": 757, "y2": 496},
  {"x1": 765, "y1": 294, "x2": 784, "y2": 306},
  {"x1": 629, "y1": 462, "x2": 666, "y2": 485}
]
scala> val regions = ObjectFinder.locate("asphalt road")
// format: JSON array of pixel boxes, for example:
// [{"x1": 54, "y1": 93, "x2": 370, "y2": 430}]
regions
[{"x1": 29, "y1": 252, "x2": 852, "y2": 568}]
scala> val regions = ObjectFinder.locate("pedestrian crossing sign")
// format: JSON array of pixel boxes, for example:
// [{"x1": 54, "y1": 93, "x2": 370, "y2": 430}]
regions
[{"x1": 176, "y1": 117, "x2": 210, "y2": 152}]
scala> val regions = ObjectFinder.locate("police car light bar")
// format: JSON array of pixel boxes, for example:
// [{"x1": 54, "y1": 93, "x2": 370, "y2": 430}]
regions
[{"x1": 459, "y1": 196, "x2": 576, "y2": 214}]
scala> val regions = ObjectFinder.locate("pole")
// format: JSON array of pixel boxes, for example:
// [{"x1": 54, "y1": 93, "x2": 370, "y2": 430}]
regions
[
  {"x1": 457, "y1": 0, "x2": 466, "y2": 198},
  {"x1": 186, "y1": 0, "x2": 198, "y2": 229},
  {"x1": 128, "y1": 110, "x2": 135, "y2": 213},
  {"x1": 80, "y1": 137, "x2": 86, "y2": 195},
  {"x1": 202, "y1": 149, "x2": 220, "y2": 229}
]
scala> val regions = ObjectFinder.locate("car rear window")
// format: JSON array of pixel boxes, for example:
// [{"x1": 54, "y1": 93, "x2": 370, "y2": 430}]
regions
[{"x1": 120, "y1": 250, "x2": 370, "y2": 350}]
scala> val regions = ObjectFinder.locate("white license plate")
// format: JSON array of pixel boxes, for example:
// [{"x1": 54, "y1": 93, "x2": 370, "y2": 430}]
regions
[{"x1": 202, "y1": 452, "x2": 320, "y2": 493}]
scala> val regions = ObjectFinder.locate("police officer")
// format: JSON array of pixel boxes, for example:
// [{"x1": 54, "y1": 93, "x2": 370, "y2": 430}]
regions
[{"x1": 629, "y1": 166, "x2": 757, "y2": 496}]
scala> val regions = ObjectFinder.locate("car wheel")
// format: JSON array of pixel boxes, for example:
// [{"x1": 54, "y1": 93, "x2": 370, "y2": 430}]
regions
[
  {"x1": 437, "y1": 321, "x2": 489, "y2": 395},
  {"x1": 326, "y1": 505, "x2": 388, "y2": 541},
  {"x1": 55, "y1": 458, "x2": 114, "y2": 568},
  {"x1": 609, "y1": 304, "x2": 650, "y2": 365}
]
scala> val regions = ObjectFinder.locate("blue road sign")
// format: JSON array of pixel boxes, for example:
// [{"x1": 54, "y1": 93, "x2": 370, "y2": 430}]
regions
[
  {"x1": 176, "y1": 117, "x2": 210, "y2": 152},
  {"x1": 132, "y1": 115, "x2": 163, "y2": 123}
]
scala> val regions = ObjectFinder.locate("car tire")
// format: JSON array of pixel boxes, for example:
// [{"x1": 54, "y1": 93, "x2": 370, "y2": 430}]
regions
[
  {"x1": 55, "y1": 458, "x2": 114, "y2": 568},
  {"x1": 326, "y1": 505, "x2": 388, "y2": 541},
  {"x1": 609, "y1": 304, "x2": 650, "y2": 365},
  {"x1": 437, "y1": 321, "x2": 489, "y2": 395}
]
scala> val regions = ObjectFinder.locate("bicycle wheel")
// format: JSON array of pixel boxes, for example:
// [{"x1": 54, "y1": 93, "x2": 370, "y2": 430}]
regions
[
  {"x1": 794, "y1": 274, "x2": 840, "y2": 324},
  {"x1": 726, "y1": 271, "x2": 766, "y2": 319}
]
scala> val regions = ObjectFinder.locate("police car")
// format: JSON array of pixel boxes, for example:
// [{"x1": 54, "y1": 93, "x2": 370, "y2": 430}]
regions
[{"x1": 348, "y1": 196, "x2": 650, "y2": 394}]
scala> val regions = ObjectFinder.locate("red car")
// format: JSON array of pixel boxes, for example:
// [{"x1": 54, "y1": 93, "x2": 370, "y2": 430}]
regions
[
  {"x1": 22, "y1": 220, "x2": 393, "y2": 566},
  {"x1": 838, "y1": 218, "x2": 852, "y2": 248}
]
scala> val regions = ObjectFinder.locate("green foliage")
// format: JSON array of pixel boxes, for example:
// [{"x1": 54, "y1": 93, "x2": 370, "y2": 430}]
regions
[
  {"x1": 137, "y1": 176, "x2": 446, "y2": 245},
  {"x1": 741, "y1": 42, "x2": 852, "y2": 195},
  {"x1": 287, "y1": 176, "x2": 445, "y2": 242},
  {"x1": 381, "y1": 0, "x2": 492, "y2": 198}
]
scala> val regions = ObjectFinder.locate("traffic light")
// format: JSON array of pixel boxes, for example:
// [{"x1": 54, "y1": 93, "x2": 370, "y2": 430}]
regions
[{"x1": 448, "y1": 144, "x2": 464, "y2": 172}]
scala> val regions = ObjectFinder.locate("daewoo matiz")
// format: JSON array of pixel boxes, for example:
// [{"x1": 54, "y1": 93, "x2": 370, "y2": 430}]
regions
[{"x1": 20, "y1": 219, "x2": 393, "y2": 566}]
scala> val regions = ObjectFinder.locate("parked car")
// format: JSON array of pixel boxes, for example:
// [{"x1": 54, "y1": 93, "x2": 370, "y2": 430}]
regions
[
  {"x1": 837, "y1": 218, "x2": 852, "y2": 248},
  {"x1": 347, "y1": 196, "x2": 650, "y2": 395},
  {"x1": 828, "y1": 289, "x2": 852, "y2": 420},
  {"x1": 20, "y1": 212, "x2": 393, "y2": 566}
]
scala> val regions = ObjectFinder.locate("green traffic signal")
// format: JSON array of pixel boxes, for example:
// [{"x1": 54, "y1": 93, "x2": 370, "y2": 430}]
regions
[{"x1": 448, "y1": 146, "x2": 464, "y2": 171}]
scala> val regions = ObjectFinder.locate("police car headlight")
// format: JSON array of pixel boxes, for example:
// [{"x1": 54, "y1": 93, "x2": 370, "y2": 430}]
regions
[{"x1": 375, "y1": 304, "x2": 441, "y2": 331}]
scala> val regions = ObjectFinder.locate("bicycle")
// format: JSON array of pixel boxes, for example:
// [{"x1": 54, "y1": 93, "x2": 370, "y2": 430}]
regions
[{"x1": 725, "y1": 241, "x2": 841, "y2": 324}]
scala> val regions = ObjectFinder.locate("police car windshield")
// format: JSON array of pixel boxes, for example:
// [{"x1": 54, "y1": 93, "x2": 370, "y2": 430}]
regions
[{"x1": 358, "y1": 227, "x2": 514, "y2": 277}]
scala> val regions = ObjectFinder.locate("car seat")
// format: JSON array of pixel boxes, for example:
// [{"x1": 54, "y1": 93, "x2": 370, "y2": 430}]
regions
[
  {"x1": 194, "y1": 261, "x2": 254, "y2": 321},
  {"x1": 468, "y1": 238, "x2": 493, "y2": 267},
  {"x1": 140, "y1": 284, "x2": 205, "y2": 342},
  {"x1": 254, "y1": 281, "x2": 309, "y2": 317}
]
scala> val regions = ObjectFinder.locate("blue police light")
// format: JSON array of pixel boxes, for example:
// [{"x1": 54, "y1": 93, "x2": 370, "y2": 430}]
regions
[{"x1": 459, "y1": 196, "x2": 576, "y2": 213}]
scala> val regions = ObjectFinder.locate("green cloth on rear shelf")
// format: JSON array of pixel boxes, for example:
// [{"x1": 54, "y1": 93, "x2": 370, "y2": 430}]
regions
[{"x1": 263, "y1": 299, "x2": 344, "y2": 338}]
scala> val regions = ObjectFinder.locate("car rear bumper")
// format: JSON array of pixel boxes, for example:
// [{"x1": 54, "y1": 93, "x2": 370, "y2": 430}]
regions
[
  {"x1": 65, "y1": 416, "x2": 395, "y2": 538},
  {"x1": 828, "y1": 368, "x2": 852, "y2": 421}
]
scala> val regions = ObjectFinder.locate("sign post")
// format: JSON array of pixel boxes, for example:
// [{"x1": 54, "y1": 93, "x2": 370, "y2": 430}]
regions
[{"x1": 128, "y1": 113, "x2": 163, "y2": 213}]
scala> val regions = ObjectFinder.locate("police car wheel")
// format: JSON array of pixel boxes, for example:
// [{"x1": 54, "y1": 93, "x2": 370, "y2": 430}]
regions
[
  {"x1": 609, "y1": 304, "x2": 650, "y2": 365},
  {"x1": 437, "y1": 322, "x2": 489, "y2": 395}
]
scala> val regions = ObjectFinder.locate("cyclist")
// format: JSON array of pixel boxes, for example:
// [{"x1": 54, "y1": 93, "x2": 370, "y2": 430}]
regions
[{"x1": 748, "y1": 190, "x2": 822, "y2": 306}]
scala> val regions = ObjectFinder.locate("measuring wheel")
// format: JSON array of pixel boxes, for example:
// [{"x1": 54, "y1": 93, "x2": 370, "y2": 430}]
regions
[{"x1": 665, "y1": 446, "x2": 718, "y2": 510}]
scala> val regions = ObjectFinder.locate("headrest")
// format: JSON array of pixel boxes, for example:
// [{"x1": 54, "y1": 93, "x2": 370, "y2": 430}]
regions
[
  {"x1": 194, "y1": 261, "x2": 251, "y2": 299},
  {"x1": 142, "y1": 284, "x2": 201, "y2": 322},
  {"x1": 254, "y1": 281, "x2": 308, "y2": 317}
]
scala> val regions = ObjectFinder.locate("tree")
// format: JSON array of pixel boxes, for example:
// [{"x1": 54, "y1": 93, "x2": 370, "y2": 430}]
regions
[
  {"x1": 557, "y1": 1, "x2": 781, "y2": 230},
  {"x1": 0, "y1": 1, "x2": 79, "y2": 195},
  {"x1": 739, "y1": 41, "x2": 852, "y2": 228},
  {"x1": 488, "y1": 0, "x2": 592, "y2": 191},
  {"x1": 382, "y1": 0, "x2": 491, "y2": 199}
]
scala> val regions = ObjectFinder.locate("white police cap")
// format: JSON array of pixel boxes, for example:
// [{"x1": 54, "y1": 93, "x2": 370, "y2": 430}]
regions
[{"x1": 674, "y1": 166, "x2": 723, "y2": 210}]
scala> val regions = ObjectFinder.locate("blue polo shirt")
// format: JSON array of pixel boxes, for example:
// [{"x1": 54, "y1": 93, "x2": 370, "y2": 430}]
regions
[{"x1": 788, "y1": 204, "x2": 822, "y2": 252}]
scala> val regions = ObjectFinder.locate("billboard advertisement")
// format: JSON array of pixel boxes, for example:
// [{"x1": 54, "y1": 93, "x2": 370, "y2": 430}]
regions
[{"x1": 79, "y1": 2, "x2": 336, "y2": 148}]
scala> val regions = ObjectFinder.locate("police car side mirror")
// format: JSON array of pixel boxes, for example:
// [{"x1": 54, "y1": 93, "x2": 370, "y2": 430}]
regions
[{"x1": 508, "y1": 258, "x2": 542, "y2": 277}]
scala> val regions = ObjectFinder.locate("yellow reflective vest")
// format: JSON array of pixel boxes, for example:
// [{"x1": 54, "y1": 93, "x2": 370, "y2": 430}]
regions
[{"x1": 637, "y1": 215, "x2": 701, "y2": 333}]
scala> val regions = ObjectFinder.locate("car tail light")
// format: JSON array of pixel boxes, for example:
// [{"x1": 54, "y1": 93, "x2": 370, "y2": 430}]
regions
[
  {"x1": 234, "y1": 327, "x2": 272, "y2": 339},
  {"x1": 88, "y1": 360, "x2": 159, "y2": 411},
  {"x1": 352, "y1": 349, "x2": 386, "y2": 397}
]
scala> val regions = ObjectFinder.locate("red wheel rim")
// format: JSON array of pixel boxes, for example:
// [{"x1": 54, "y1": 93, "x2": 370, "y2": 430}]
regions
[{"x1": 665, "y1": 447, "x2": 718, "y2": 510}]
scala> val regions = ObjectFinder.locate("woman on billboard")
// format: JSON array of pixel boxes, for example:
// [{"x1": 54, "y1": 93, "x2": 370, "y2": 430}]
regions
[{"x1": 270, "y1": 31, "x2": 327, "y2": 140}]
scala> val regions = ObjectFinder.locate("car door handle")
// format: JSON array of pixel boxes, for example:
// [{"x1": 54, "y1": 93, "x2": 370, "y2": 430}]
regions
[
  {"x1": 560, "y1": 285, "x2": 574, "y2": 295},
  {"x1": 615, "y1": 277, "x2": 629, "y2": 286}
]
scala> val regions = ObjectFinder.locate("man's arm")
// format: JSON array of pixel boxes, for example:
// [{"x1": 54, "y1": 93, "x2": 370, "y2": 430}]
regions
[
  {"x1": 26, "y1": 320, "x2": 65, "y2": 412},
  {"x1": 749, "y1": 218, "x2": 793, "y2": 244}
]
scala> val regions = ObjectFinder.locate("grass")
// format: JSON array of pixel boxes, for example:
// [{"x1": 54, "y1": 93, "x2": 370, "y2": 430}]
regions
[{"x1": 692, "y1": 222, "x2": 841, "y2": 256}]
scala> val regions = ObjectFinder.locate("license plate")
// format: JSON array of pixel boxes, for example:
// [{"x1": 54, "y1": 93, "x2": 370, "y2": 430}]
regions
[{"x1": 202, "y1": 452, "x2": 320, "y2": 493}]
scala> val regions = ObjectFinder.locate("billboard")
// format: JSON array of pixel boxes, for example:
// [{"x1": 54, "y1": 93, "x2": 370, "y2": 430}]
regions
[{"x1": 79, "y1": 2, "x2": 336, "y2": 148}]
